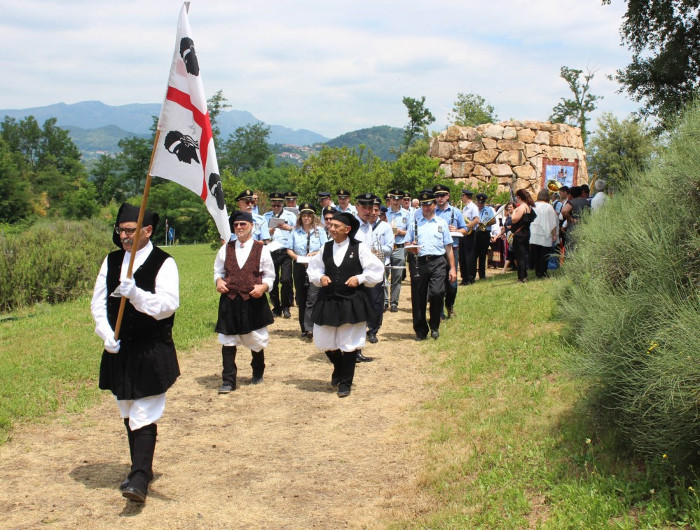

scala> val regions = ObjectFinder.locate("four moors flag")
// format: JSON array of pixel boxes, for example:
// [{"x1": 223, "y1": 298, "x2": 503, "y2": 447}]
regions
[{"x1": 150, "y1": 2, "x2": 231, "y2": 241}]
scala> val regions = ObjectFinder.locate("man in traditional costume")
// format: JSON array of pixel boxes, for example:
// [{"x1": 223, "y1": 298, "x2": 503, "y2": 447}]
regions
[
  {"x1": 91, "y1": 203, "x2": 180, "y2": 503},
  {"x1": 307, "y1": 212, "x2": 384, "y2": 397},
  {"x1": 214, "y1": 211, "x2": 275, "y2": 393}
]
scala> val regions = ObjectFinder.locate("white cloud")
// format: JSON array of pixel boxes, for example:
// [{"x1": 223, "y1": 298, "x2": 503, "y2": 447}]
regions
[{"x1": 0, "y1": 0, "x2": 637, "y2": 138}]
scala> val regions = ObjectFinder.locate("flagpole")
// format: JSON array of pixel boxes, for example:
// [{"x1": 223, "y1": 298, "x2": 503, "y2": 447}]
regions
[{"x1": 114, "y1": 129, "x2": 162, "y2": 340}]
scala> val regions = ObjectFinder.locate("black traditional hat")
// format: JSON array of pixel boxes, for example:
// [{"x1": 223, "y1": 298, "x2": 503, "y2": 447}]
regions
[
  {"x1": 331, "y1": 211, "x2": 360, "y2": 240},
  {"x1": 113, "y1": 203, "x2": 159, "y2": 248},
  {"x1": 228, "y1": 210, "x2": 254, "y2": 230}
]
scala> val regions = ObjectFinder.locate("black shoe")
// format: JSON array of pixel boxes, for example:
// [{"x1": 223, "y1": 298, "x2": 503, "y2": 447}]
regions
[
  {"x1": 119, "y1": 477, "x2": 130, "y2": 491},
  {"x1": 390, "y1": 305, "x2": 398, "y2": 312},
  {"x1": 337, "y1": 385, "x2": 351, "y2": 398},
  {"x1": 218, "y1": 383, "x2": 234, "y2": 394},
  {"x1": 431, "y1": 329, "x2": 440, "y2": 340},
  {"x1": 415, "y1": 335, "x2": 427, "y2": 341},
  {"x1": 383, "y1": 305, "x2": 389, "y2": 313},
  {"x1": 282, "y1": 308, "x2": 291, "y2": 318},
  {"x1": 272, "y1": 309, "x2": 282, "y2": 317},
  {"x1": 122, "y1": 486, "x2": 147, "y2": 503},
  {"x1": 355, "y1": 352, "x2": 374, "y2": 362},
  {"x1": 367, "y1": 332, "x2": 378, "y2": 344},
  {"x1": 251, "y1": 376, "x2": 263, "y2": 385},
  {"x1": 447, "y1": 307, "x2": 455, "y2": 319}
]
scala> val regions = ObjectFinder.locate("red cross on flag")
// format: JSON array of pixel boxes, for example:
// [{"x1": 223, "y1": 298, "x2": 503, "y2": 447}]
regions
[{"x1": 150, "y1": 2, "x2": 230, "y2": 241}]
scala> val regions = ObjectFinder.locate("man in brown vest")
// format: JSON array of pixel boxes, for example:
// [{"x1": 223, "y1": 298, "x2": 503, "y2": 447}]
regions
[{"x1": 214, "y1": 211, "x2": 275, "y2": 393}]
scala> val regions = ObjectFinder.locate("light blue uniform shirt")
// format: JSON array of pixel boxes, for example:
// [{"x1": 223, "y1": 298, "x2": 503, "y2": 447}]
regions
[
  {"x1": 337, "y1": 204, "x2": 358, "y2": 216},
  {"x1": 435, "y1": 204, "x2": 467, "y2": 247},
  {"x1": 478, "y1": 205, "x2": 496, "y2": 227},
  {"x1": 229, "y1": 212, "x2": 270, "y2": 242},
  {"x1": 263, "y1": 209, "x2": 297, "y2": 247},
  {"x1": 405, "y1": 215, "x2": 452, "y2": 257},
  {"x1": 386, "y1": 207, "x2": 410, "y2": 245},
  {"x1": 286, "y1": 226, "x2": 328, "y2": 256}
]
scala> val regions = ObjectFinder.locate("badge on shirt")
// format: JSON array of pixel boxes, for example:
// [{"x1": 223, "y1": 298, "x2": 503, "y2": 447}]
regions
[{"x1": 438, "y1": 226, "x2": 443, "y2": 234}]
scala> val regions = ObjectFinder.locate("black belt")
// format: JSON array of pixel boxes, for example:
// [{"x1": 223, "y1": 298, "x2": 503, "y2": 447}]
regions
[
  {"x1": 394, "y1": 243, "x2": 405, "y2": 248},
  {"x1": 271, "y1": 247, "x2": 287, "y2": 254},
  {"x1": 417, "y1": 254, "x2": 445, "y2": 263}
]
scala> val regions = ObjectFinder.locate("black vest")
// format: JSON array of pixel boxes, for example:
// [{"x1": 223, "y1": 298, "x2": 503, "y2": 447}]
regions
[
  {"x1": 106, "y1": 246, "x2": 174, "y2": 341},
  {"x1": 319, "y1": 240, "x2": 363, "y2": 299}
]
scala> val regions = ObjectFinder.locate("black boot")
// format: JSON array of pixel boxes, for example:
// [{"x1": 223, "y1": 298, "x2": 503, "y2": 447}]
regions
[
  {"x1": 219, "y1": 345, "x2": 237, "y2": 393},
  {"x1": 122, "y1": 423, "x2": 157, "y2": 503},
  {"x1": 337, "y1": 350, "x2": 357, "y2": 398},
  {"x1": 251, "y1": 350, "x2": 265, "y2": 384},
  {"x1": 325, "y1": 350, "x2": 342, "y2": 386},
  {"x1": 119, "y1": 418, "x2": 134, "y2": 491}
]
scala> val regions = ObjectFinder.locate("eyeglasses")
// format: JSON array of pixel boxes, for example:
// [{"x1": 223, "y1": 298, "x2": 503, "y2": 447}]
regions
[
  {"x1": 233, "y1": 222, "x2": 250, "y2": 227},
  {"x1": 239, "y1": 199, "x2": 254, "y2": 204},
  {"x1": 115, "y1": 227, "x2": 139, "y2": 236},
  {"x1": 324, "y1": 217, "x2": 333, "y2": 222}
]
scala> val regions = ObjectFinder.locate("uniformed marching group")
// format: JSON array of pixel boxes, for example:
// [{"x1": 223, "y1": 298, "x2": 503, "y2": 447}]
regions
[{"x1": 90, "y1": 185, "x2": 505, "y2": 503}]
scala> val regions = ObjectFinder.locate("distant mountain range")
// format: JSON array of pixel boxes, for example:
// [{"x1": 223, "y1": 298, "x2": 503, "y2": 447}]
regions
[{"x1": 0, "y1": 100, "x2": 404, "y2": 161}]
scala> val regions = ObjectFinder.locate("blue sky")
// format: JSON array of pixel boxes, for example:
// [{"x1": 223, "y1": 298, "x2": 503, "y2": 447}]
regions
[{"x1": 1, "y1": 0, "x2": 637, "y2": 138}]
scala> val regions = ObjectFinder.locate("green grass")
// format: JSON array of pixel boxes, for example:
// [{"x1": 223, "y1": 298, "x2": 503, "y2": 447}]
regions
[
  {"x1": 395, "y1": 272, "x2": 700, "y2": 528},
  {"x1": 0, "y1": 243, "x2": 219, "y2": 443}
]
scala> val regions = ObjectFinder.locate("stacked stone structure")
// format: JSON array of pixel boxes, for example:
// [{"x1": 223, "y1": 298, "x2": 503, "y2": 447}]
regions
[{"x1": 428, "y1": 121, "x2": 588, "y2": 193}]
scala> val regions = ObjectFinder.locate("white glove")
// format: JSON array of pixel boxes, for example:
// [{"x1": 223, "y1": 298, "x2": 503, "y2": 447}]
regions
[
  {"x1": 118, "y1": 277, "x2": 138, "y2": 299},
  {"x1": 104, "y1": 334, "x2": 121, "y2": 354}
]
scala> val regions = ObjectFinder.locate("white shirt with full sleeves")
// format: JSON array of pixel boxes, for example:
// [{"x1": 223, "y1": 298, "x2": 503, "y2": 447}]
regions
[
  {"x1": 213, "y1": 238, "x2": 275, "y2": 293},
  {"x1": 307, "y1": 238, "x2": 384, "y2": 289},
  {"x1": 91, "y1": 240, "x2": 179, "y2": 343}
]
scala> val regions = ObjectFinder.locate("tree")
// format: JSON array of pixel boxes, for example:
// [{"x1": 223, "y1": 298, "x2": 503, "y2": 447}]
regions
[
  {"x1": 586, "y1": 112, "x2": 655, "y2": 189},
  {"x1": 602, "y1": 0, "x2": 700, "y2": 130},
  {"x1": 207, "y1": 89, "x2": 231, "y2": 147},
  {"x1": 0, "y1": 139, "x2": 31, "y2": 223},
  {"x1": 288, "y1": 146, "x2": 391, "y2": 202},
  {"x1": 402, "y1": 96, "x2": 435, "y2": 149},
  {"x1": 549, "y1": 66, "x2": 602, "y2": 145},
  {"x1": 220, "y1": 122, "x2": 272, "y2": 176},
  {"x1": 448, "y1": 93, "x2": 498, "y2": 127}
]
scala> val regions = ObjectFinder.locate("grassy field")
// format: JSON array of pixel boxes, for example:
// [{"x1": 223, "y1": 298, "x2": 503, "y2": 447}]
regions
[{"x1": 1, "y1": 245, "x2": 699, "y2": 526}]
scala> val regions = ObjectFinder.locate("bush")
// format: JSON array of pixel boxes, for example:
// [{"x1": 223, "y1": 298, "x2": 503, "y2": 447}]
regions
[
  {"x1": 0, "y1": 219, "x2": 112, "y2": 312},
  {"x1": 556, "y1": 100, "x2": 700, "y2": 474}
]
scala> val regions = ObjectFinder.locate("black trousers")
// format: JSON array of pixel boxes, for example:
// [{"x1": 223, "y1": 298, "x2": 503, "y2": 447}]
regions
[
  {"x1": 459, "y1": 233, "x2": 476, "y2": 283},
  {"x1": 512, "y1": 234, "x2": 529, "y2": 281},
  {"x1": 270, "y1": 249, "x2": 293, "y2": 311},
  {"x1": 474, "y1": 231, "x2": 491, "y2": 280},
  {"x1": 444, "y1": 246, "x2": 458, "y2": 310},
  {"x1": 367, "y1": 281, "x2": 385, "y2": 334},
  {"x1": 410, "y1": 255, "x2": 447, "y2": 337},
  {"x1": 530, "y1": 243, "x2": 550, "y2": 278},
  {"x1": 292, "y1": 262, "x2": 312, "y2": 332}
]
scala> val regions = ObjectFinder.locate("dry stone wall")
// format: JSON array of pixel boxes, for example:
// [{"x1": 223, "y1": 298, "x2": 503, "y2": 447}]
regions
[{"x1": 428, "y1": 121, "x2": 588, "y2": 193}]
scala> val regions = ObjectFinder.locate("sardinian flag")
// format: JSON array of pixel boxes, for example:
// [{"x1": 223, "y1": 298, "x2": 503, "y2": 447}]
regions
[{"x1": 150, "y1": 2, "x2": 230, "y2": 241}]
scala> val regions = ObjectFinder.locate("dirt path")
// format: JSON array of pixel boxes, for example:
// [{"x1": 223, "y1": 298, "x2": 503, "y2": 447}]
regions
[{"x1": 0, "y1": 282, "x2": 440, "y2": 529}]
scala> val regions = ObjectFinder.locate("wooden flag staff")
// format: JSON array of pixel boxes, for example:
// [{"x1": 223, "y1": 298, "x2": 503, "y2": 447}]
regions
[{"x1": 114, "y1": 129, "x2": 162, "y2": 340}]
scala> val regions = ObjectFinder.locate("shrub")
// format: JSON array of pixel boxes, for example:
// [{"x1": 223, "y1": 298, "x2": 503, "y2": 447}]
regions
[
  {"x1": 0, "y1": 219, "x2": 112, "y2": 312},
  {"x1": 556, "y1": 100, "x2": 700, "y2": 474}
]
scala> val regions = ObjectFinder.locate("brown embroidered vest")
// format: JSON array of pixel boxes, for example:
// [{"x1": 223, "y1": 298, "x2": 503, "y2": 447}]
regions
[{"x1": 224, "y1": 240, "x2": 264, "y2": 300}]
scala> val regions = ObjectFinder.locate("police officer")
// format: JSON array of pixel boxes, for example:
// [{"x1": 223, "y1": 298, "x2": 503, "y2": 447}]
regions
[
  {"x1": 365, "y1": 196, "x2": 394, "y2": 343},
  {"x1": 459, "y1": 189, "x2": 479, "y2": 285},
  {"x1": 474, "y1": 193, "x2": 496, "y2": 281},
  {"x1": 235, "y1": 189, "x2": 271, "y2": 242},
  {"x1": 385, "y1": 189, "x2": 410, "y2": 312},
  {"x1": 405, "y1": 191, "x2": 456, "y2": 341},
  {"x1": 264, "y1": 192, "x2": 297, "y2": 318},
  {"x1": 336, "y1": 188, "x2": 357, "y2": 215},
  {"x1": 433, "y1": 184, "x2": 467, "y2": 319}
]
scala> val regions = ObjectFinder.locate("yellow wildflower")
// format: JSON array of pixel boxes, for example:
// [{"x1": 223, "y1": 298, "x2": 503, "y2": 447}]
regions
[{"x1": 647, "y1": 341, "x2": 659, "y2": 354}]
